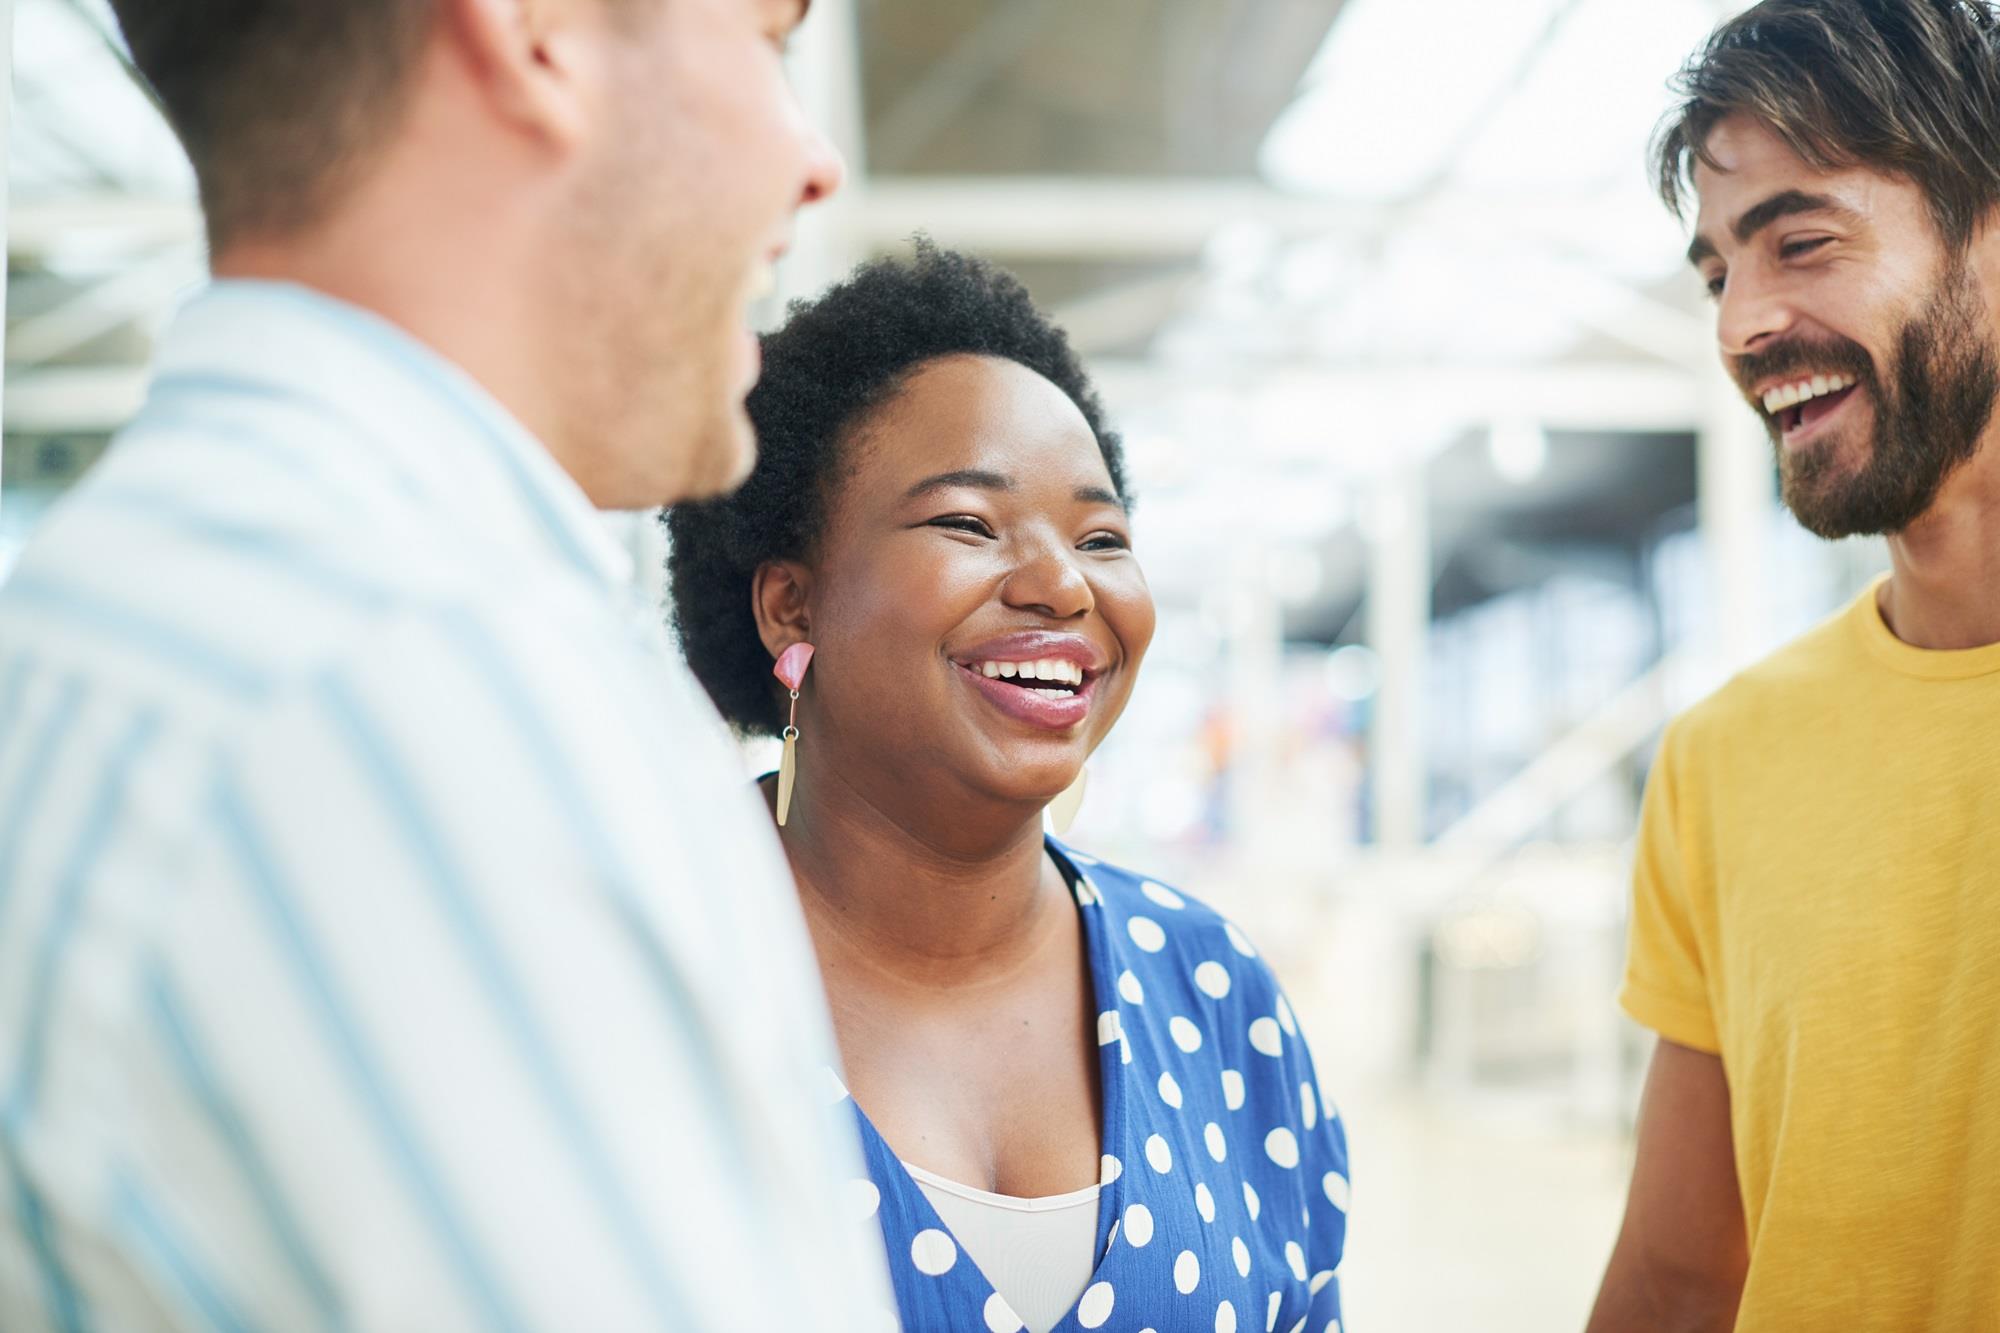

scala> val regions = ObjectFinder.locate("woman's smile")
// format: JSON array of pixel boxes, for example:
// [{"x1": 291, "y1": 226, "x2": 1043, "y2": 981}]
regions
[{"x1": 951, "y1": 631, "x2": 1109, "y2": 731}]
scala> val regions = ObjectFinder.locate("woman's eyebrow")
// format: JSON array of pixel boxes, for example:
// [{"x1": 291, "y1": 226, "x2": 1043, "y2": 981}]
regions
[{"x1": 904, "y1": 468, "x2": 1015, "y2": 499}]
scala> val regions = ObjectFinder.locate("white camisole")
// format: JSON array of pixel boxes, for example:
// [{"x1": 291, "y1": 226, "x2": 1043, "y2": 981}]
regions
[{"x1": 905, "y1": 1162, "x2": 1102, "y2": 1333}]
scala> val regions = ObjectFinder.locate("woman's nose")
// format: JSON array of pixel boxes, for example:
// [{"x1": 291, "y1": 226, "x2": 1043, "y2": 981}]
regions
[{"x1": 1002, "y1": 542, "x2": 1094, "y2": 620}]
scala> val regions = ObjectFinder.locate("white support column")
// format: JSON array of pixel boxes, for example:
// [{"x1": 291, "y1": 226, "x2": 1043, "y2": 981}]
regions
[
  {"x1": 1366, "y1": 462, "x2": 1431, "y2": 850},
  {"x1": 1221, "y1": 552, "x2": 1285, "y2": 851},
  {"x1": 1, "y1": 0, "x2": 15, "y2": 521},
  {"x1": 1697, "y1": 360, "x2": 1776, "y2": 672}
]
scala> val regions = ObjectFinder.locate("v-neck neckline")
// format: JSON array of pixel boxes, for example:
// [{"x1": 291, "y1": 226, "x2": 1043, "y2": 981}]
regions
[{"x1": 845, "y1": 838, "x2": 1129, "y2": 1331}]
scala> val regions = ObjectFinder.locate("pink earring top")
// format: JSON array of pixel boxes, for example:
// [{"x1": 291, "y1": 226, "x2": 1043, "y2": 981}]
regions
[{"x1": 773, "y1": 642, "x2": 815, "y2": 691}]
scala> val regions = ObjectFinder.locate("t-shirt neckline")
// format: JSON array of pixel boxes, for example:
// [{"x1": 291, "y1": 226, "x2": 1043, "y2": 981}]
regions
[{"x1": 1851, "y1": 574, "x2": 2000, "y2": 679}]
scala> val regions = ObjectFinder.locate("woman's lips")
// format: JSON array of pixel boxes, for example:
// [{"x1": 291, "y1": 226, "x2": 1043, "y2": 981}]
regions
[{"x1": 957, "y1": 661, "x2": 1095, "y2": 730}]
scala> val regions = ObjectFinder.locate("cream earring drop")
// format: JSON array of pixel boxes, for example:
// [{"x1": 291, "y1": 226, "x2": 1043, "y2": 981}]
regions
[{"x1": 1047, "y1": 767, "x2": 1088, "y2": 836}]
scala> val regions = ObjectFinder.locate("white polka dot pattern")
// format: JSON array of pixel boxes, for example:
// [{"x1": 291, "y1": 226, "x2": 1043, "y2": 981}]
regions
[
  {"x1": 1077, "y1": 1281, "x2": 1115, "y2": 1328},
  {"x1": 983, "y1": 1293, "x2": 1023, "y2": 1333},
  {"x1": 1248, "y1": 1017, "x2": 1283, "y2": 1057},
  {"x1": 910, "y1": 1229, "x2": 957, "y2": 1276},
  {"x1": 857, "y1": 854, "x2": 1346, "y2": 1333}
]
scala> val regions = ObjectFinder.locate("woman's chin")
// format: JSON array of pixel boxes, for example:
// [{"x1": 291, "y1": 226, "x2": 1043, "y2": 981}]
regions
[{"x1": 950, "y1": 764, "x2": 1084, "y2": 816}]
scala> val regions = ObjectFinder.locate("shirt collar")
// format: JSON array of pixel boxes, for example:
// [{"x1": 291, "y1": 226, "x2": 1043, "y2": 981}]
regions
[{"x1": 149, "y1": 279, "x2": 636, "y2": 593}]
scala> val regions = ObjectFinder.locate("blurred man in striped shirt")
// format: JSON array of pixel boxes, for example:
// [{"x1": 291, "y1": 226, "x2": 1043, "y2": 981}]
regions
[{"x1": 0, "y1": 2, "x2": 893, "y2": 1329}]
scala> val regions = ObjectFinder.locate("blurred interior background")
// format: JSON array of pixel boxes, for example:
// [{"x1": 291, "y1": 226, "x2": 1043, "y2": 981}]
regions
[{"x1": 2, "y1": 1, "x2": 1894, "y2": 1327}]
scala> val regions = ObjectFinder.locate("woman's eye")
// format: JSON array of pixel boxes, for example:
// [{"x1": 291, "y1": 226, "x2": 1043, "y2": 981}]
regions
[
  {"x1": 1705, "y1": 273, "x2": 1726, "y2": 299},
  {"x1": 929, "y1": 516, "x2": 994, "y2": 538}
]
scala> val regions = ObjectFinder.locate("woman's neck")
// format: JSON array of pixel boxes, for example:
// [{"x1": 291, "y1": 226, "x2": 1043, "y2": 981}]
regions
[{"x1": 773, "y1": 757, "x2": 1069, "y2": 988}]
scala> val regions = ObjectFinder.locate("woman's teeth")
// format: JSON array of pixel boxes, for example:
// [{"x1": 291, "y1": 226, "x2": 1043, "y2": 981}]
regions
[
  {"x1": 972, "y1": 658, "x2": 1085, "y2": 687},
  {"x1": 1762, "y1": 373, "x2": 1854, "y2": 415}
]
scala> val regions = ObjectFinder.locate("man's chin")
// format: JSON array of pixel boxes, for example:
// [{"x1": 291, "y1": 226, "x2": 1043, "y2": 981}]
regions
[{"x1": 680, "y1": 409, "x2": 759, "y2": 502}]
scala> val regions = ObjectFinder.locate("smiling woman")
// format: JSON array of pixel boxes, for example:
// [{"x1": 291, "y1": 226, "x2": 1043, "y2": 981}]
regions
[{"x1": 665, "y1": 243, "x2": 1349, "y2": 1333}]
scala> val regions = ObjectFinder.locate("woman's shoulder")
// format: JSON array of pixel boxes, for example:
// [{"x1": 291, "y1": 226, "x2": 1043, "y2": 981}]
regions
[{"x1": 1052, "y1": 840, "x2": 1284, "y2": 998}]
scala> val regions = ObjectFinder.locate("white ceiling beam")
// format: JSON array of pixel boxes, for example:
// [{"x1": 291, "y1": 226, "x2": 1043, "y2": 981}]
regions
[
  {"x1": 855, "y1": 177, "x2": 1675, "y2": 260},
  {"x1": 5, "y1": 365, "x2": 150, "y2": 433},
  {"x1": 1089, "y1": 360, "x2": 1702, "y2": 435},
  {"x1": 8, "y1": 195, "x2": 203, "y2": 256}
]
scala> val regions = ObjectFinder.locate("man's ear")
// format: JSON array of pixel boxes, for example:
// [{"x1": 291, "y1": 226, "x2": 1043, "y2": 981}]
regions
[
  {"x1": 435, "y1": 0, "x2": 596, "y2": 148},
  {"x1": 752, "y1": 560, "x2": 814, "y2": 662}
]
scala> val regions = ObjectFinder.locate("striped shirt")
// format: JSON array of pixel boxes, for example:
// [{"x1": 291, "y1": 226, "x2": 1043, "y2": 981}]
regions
[{"x1": 0, "y1": 281, "x2": 894, "y2": 1332}]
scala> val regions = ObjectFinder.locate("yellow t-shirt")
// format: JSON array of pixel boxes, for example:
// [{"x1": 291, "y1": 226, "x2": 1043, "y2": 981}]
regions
[{"x1": 1622, "y1": 579, "x2": 2000, "y2": 1332}]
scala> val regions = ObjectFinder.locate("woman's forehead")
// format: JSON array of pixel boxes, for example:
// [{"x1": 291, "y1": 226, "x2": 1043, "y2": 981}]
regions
[{"x1": 852, "y1": 353, "x2": 1107, "y2": 484}]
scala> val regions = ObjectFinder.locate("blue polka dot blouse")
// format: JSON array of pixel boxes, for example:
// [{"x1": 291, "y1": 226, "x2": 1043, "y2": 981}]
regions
[{"x1": 836, "y1": 839, "x2": 1350, "y2": 1333}]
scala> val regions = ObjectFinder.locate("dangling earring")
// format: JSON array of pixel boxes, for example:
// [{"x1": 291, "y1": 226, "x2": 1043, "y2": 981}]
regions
[
  {"x1": 773, "y1": 642, "x2": 814, "y2": 827},
  {"x1": 1047, "y1": 767, "x2": 1088, "y2": 837}
]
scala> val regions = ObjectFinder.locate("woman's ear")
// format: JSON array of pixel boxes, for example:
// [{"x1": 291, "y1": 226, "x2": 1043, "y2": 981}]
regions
[{"x1": 751, "y1": 560, "x2": 814, "y2": 661}]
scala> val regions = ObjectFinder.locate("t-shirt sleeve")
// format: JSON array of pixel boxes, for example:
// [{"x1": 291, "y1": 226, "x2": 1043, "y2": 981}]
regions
[{"x1": 1619, "y1": 719, "x2": 1721, "y2": 1053}]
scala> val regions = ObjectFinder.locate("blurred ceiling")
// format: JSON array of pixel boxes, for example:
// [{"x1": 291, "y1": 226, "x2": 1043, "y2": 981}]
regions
[
  {"x1": 858, "y1": 0, "x2": 1349, "y2": 177},
  {"x1": 4, "y1": 0, "x2": 1746, "y2": 630}
]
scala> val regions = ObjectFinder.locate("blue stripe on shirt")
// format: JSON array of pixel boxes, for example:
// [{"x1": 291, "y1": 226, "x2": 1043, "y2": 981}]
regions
[
  {"x1": 1, "y1": 577, "x2": 274, "y2": 701},
  {"x1": 2, "y1": 704, "x2": 159, "y2": 1333},
  {"x1": 430, "y1": 605, "x2": 747, "y2": 1093},
  {"x1": 79, "y1": 485, "x2": 396, "y2": 616},
  {"x1": 109, "y1": 1170, "x2": 256, "y2": 1333},
  {"x1": 0, "y1": 1129, "x2": 84, "y2": 1333},
  {"x1": 9, "y1": 707, "x2": 163, "y2": 1105},
  {"x1": 257, "y1": 287, "x2": 601, "y2": 582},
  {"x1": 142, "y1": 967, "x2": 344, "y2": 1333},
  {"x1": 0, "y1": 677, "x2": 88, "y2": 933},
  {"x1": 0, "y1": 654, "x2": 35, "y2": 737},
  {"x1": 312, "y1": 662, "x2": 691, "y2": 1327},
  {"x1": 140, "y1": 375, "x2": 424, "y2": 506},
  {"x1": 207, "y1": 764, "x2": 529, "y2": 1333}
]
